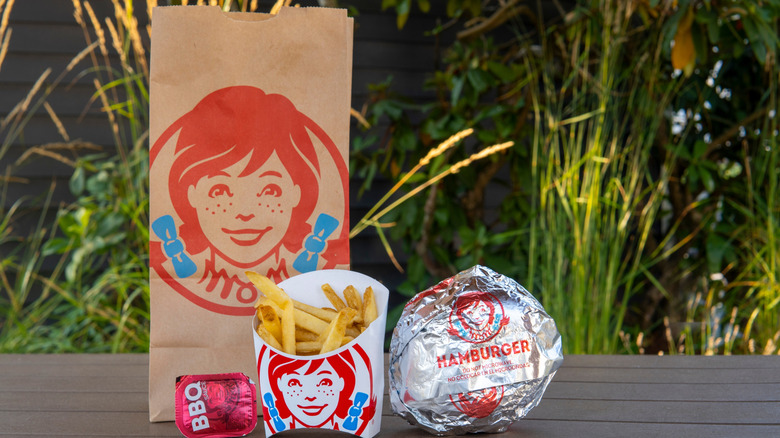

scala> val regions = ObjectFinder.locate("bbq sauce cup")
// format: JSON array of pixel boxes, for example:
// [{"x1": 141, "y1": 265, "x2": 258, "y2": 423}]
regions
[{"x1": 252, "y1": 269, "x2": 388, "y2": 437}]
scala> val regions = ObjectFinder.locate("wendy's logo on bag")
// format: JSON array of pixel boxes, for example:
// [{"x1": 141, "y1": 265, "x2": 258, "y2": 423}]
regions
[
  {"x1": 256, "y1": 344, "x2": 377, "y2": 436},
  {"x1": 149, "y1": 86, "x2": 349, "y2": 315},
  {"x1": 448, "y1": 291, "x2": 509, "y2": 343},
  {"x1": 449, "y1": 386, "x2": 505, "y2": 419}
]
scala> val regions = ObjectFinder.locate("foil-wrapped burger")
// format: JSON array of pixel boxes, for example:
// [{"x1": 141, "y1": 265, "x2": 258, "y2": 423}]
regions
[{"x1": 389, "y1": 265, "x2": 563, "y2": 435}]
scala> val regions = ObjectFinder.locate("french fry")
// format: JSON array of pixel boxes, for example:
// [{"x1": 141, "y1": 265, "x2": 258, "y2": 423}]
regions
[
  {"x1": 345, "y1": 326, "x2": 361, "y2": 339},
  {"x1": 362, "y1": 286, "x2": 378, "y2": 327},
  {"x1": 247, "y1": 270, "x2": 380, "y2": 356},
  {"x1": 295, "y1": 328, "x2": 319, "y2": 342},
  {"x1": 280, "y1": 301, "x2": 296, "y2": 355},
  {"x1": 246, "y1": 271, "x2": 292, "y2": 307},
  {"x1": 343, "y1": 285, "x2": 362, "y2": 312},
  {"x1": 295, "y1": 341, "x2": 323, "y2": 355},
  {"x1": 293, "y1": 299, "x2": 338, "y2": 322},
  {"x1": 293, "y1": 307, "x2": 330, "y2": 334},
  {"x1": 319, "y1": 308, "x2": 356, "y2": 354},
  {"x1": 256, "y1": 323, "x2": 283, "y2": 352},
  {"x1": 321, "y1": 283, "x2": 346, "y2": 310},
  {"x1": 256, "y1": 304, "x2": 282, "y2": 344},
  {"x1": 254, "y1": 296, "x2": 281, "y2": 310}
]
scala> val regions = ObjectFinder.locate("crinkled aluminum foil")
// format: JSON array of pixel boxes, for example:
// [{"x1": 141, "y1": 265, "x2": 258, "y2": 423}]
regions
[{"x1": 389, "y1": 265, "x2": 563, "y2": 436}]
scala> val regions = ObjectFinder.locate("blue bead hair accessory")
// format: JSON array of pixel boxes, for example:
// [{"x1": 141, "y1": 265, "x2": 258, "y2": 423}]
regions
[
  {"x1": 293, "y1": 213, "x2": 339, "y2": 273},
  {"x1": 152, "y1": 215, "x2": 197, "y2": 278},
  {"x1": 341, "y1": 391, "x2": 368, "y2": 431},
  {"x1": 263, "y1": 392, "x2": 286, "y2": 432}
]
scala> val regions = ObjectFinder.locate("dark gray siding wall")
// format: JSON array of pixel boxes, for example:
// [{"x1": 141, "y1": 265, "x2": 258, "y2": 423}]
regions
[{"x1": 1, "y1": 0, "x2": 443, "y2": 290}]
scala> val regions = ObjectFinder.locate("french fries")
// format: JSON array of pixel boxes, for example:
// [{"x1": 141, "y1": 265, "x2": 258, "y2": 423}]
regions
[{"x1": 247, "y1": 272, "x2": 379, "y2": 356}]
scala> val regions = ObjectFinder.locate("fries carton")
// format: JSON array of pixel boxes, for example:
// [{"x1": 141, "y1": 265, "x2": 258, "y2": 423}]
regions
[{"x1": 252, "y1": 270, "x2": 388, "y2": 437}]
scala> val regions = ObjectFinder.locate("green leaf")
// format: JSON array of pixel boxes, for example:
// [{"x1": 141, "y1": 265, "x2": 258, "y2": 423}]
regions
[
  {"x1": 396, "y1": 0, "x2": 411, "y2": 29},
  {"x1": 741, "y1": 16, "x2": 767, "y2": 64},
  {"x1": 42, "y1": 238, "x2": 72, "y2": 256},
  {"x1": 70, "y1": 166, "x2": 85, "y2": 195},
  {"x1": 693, "y1": 139, "x2": 707, "y2": 159},
  {"x1": 86, "y1": 170, "x2": 111, "y2": 196},
  {"x1": 687, "y1": 166, "x2": 699, "y2": 187},
  {"x1": 704, "y1": 10, "x2": 719, "y2": 43},
  {"x1": 373, "y1": 99, "x2": 403, "y2": 120},
  {"x1": 451, "y1": 75, "x2": 465, "y2": 107},
  {"x1": 466, "y1": 68, "x2": 492, "y2": 94},
  {"x1": 706, "y1": 232, "x2": 727, "y2": 274},
  {"x1": 446, "y1": 0, "x2": 459, "y2": 17},
  {"x1": 699, "y1": 167, "x2": 715, "y2": 192},
  {"x1": 467, "y1": 0, "x2": 481, "y2": 17},
  {"x1": 417, "y1": 0, "x2": 430, "y2": 13},
  {"x1": 486, "y1": 61, "x2": 516, "y2": 83}
]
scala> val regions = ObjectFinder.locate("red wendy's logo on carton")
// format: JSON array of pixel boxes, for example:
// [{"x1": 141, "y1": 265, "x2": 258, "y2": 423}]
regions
[
  {"x1": 150, "y1": 86, "x2": 349, "y2": 316},
  {"x1": 448, "y1": 291, "x2": 509, "y2": 343},
  {"x1": 252, "y1": 270, "x2": 388, "y2": 438},
  {"x1": 257, "y1": 345, "x2": 376, "y2": 434}
]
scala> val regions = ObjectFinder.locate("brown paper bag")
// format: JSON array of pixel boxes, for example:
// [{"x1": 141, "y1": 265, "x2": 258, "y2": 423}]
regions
[{"x1": 148, "y1": 5, "x2": 353, "y2": 422}]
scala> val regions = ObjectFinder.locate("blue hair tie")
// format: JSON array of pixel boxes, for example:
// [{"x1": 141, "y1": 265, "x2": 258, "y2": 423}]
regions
[
  {"x1": 341, "y1": 392, "x2": 368, "y2": 431},
  {"x1": 263, "y1": 392, "x2": 286, "y2": 432},
  {"x1": 293, "y1": 213, "x2": 339, "y2": 273},
  {"x1": 151, "y1": 215, "x2": 197, "y2": 278}
]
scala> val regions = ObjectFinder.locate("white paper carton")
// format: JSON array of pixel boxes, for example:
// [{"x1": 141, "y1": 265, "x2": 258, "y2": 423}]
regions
[{"x1": 252, "y1": 269, "x2": 388, "y2": 437}]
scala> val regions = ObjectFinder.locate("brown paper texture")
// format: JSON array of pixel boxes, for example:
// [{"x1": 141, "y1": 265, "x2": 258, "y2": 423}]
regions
[{"x1": 148, "y1": 5, "x2": 353, "y2": 422}]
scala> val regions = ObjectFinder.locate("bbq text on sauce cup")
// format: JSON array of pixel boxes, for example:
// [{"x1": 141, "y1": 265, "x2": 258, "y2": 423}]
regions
[{"x1": 251, "y1": 269, "x2": 388, "y2": 438}]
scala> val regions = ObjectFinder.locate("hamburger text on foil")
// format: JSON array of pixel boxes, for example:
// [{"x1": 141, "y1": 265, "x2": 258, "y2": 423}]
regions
[{"x1": 436, "y1": 339, "x2": 530, "y2": 369}]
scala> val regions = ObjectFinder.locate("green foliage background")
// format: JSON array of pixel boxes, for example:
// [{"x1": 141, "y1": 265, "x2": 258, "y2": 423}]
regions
[{"x1": 0, "y1": 0, "x2": 778, "y2": 355}]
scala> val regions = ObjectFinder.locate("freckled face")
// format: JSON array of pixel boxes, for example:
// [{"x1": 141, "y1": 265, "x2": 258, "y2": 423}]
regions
[
  {"x1": 463, "y1": 300, "x2": 491, "y2": 330},
  {"x1": 278, "y1": 361, "x2": 345, "y2": 427},
  {"x1": 187, "y1": 151, "x2": 301, "y2": 265}
]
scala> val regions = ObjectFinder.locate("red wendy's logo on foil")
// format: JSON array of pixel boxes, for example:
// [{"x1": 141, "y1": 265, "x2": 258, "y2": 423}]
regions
[
  {"x1": 449, "y1": 386, "x2": 505, "y2": 419},
  {"x1": 448, "y1": 291, "x2": 509, "y2": 344}
]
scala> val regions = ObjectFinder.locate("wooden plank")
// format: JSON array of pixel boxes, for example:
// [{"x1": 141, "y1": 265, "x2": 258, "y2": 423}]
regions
[
  {"x1": 1, "y1": 354, "x2": 780, "y2": 437},
  {"x1": 0, "y1": 362, "x2": 148, "y2": 379},
  {"x1": 553, "y1": 365, "x2": 780, "y2": 384},
  {"x1": 3, "y1": 115, "x2": 116, "y2": 146},
  {"x1": 0, "y1": 391, "x2": 148, "y2": 412},
  {"x1": 544, "y1": 381, "x2": 780, "y2": 402},
  {"x1": 511, "y1": 419, "x2": 780, "y2": 438},
  {"x1": 3, "y1": 23, "x2": 85, "y2": 55},
  {"x1": 0, "y1": 53, "x2": 102, "y2": 85},
  {"x1": 525, "y1": 398, "x2": 780, "y2": 425},
  {"x1": 0, "y1": 411, "x2": 181, "y2": 437},
  {"x1": 8, "y1": 0, "x2": 117, "y2": 24},
  {"x1": 562, "y1": 354, "x2": 780, "y2": 369},
  {"x1": 0, "y1": 83, "x2": 106, "y2": 117},
  {"x1": 353, "y1": 40, "x2": 438, "y2": 71},
  {"x1": 0, "y1": 375, "x2": 149, "y2": 393},
  {"x1": 353, "y1": 11, "x2": 454, "y2": 44}
]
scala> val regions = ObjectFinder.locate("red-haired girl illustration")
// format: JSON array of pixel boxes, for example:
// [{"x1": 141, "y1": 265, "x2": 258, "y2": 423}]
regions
[
  {"x1": 150, "y1": 86, "x2": 349, "y2": 312},
  {"x1": 449, "y1": 291, "x2": 509, "y2": 343},
  {"x1": 263, "y1": 349, "x2": 375, "y2": 432}
]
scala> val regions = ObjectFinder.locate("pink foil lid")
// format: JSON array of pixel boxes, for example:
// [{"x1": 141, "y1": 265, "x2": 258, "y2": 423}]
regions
[{"x1": 175, "y1": 373, "x2": 257, "y2": 438}]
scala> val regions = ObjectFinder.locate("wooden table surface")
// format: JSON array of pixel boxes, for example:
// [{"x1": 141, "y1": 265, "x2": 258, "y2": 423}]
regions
[{"x1": 1, "y1": 354, "x2": 779, "y2": 437}]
